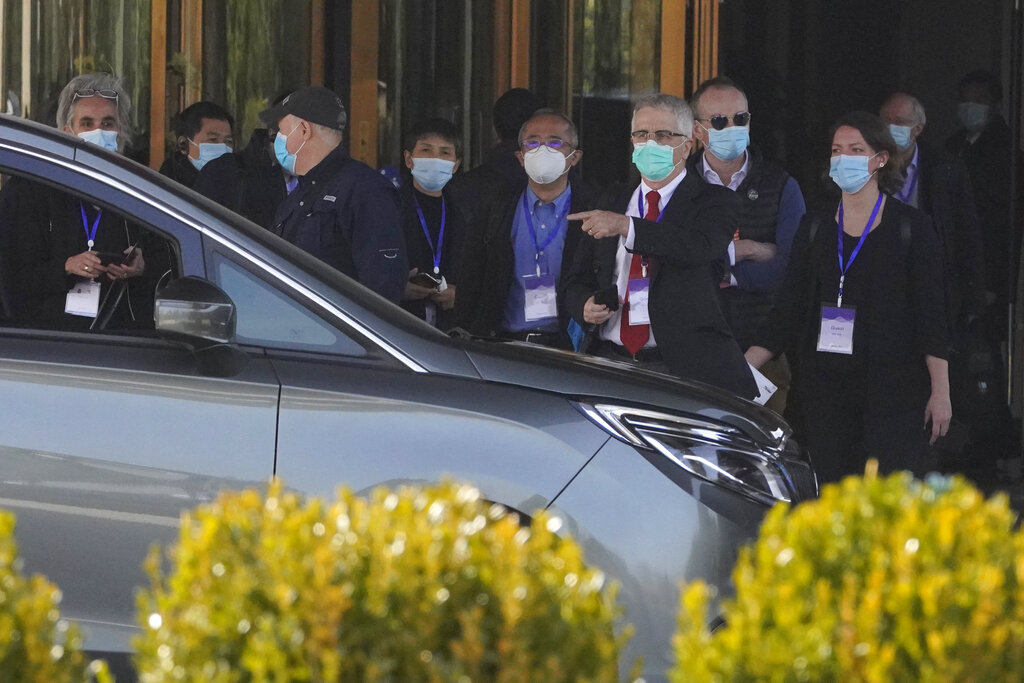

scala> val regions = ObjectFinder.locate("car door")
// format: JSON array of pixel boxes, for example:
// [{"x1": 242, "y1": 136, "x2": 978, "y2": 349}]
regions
[
  {"x1": 204, "y1": 247, "x2": 609, "y2": 514},
  {"x1": 0, "y1": 145, "x2": 281, "y2": 653}
]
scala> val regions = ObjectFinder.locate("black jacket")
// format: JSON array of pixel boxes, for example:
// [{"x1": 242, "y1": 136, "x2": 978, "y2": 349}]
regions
[
  {"x1": 399, "y1": 182, "x2": 467, "y2": 329},
  {"x1": 759, "y1": 198, "x2": 948, "y2": 412},
  {"x1": 0, "y1": 178, "x2": 164, "y2": 329},
  {"x1": 272, "y1": 145, "x2": 407, "y2": 303},
  {"x1": 561, "y1": 172, "x2": 757, "y2": 398},
  {"x1": 194, "y1": 129, "x2": 287, "y2": 230},
  {"x1": 456, "y1": 176, "x2": 591, "y2": 339},
  {"x1": 158, "y1": 151, "x2": 200, "y2": 189},
  {"x1": 914, "y1": 141, "x2": 986, "y2": 325}
]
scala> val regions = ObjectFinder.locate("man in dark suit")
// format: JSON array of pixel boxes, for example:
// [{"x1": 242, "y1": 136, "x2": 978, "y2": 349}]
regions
[
  {"x1": 456, "y1": 110, "x2": 588, "y2": 349},
  {"x1": 880, "y1": 92, "x2": 986, "y2": 328},
  {"x1": 561, "y1": 93, "x2": 756, "y2": 398},
  {"x1": 882, "y1": 91, "x2": 1016, "y2": 466}
]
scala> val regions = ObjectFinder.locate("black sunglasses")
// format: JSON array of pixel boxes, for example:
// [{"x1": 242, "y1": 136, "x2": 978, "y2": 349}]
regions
[{"x1": 697, "y1": 111, "x2": 751, "y2": 130}]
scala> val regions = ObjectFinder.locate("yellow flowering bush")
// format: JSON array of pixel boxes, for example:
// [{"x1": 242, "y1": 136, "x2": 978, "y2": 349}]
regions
[
  {"x1": 135, "y1": 479, "x2": 629, "y2": 682},
  {"x1": 671, "y1": 466, "x2": 1024, "y2": 682},
  {"x1": 0, "y1": 510, "x2": 111, "y2": 683}
]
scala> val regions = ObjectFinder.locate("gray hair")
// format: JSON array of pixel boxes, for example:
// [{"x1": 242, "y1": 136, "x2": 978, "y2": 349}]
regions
[
  {"x1": 632, "y1": 92, "x2": 694, "y2": 137},
  {"x1": 56, "y1": 73, "x2": 133, "y2": 150},
  {"x1": 882, "y1": 92, "x2": 927, "y2": 127},
  {"x1": 517, "y1": 109, "x2": 580, "y2": 148},
  {"x1": 311, "y1": 122, "x2": 343, "y2": 147}
]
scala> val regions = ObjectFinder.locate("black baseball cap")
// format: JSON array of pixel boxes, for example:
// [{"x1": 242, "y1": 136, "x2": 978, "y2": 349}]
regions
[{"x1": 259, "y1": 86, "x2": 347, "y2": 130}]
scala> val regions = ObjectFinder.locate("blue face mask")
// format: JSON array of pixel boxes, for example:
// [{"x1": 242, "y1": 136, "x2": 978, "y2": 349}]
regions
[
  {"x1": 957, "y1": 102, "x2": 990, "y2": 134},
  {"x1": 829, "y1": 153, "x2": 879, "y2": 194},
  {"x1": 632, "y1": 140, "x2": 681, "y2": 182},
  {"x1": 888, "y1": 124, "x2": 913, "y2": 150},
  {"x1": 189, "y1": 140, "x2": 232, "y2": 171},
  {"x1": 410, "y1": 157, "x2": 456, "y2": 192},
  {"x1": 274, "y1": 125, "x2": 306, "y2": 175},
  {"x1": 78, "y1": 128, "x2": 119, "y2": 153},
  {"x1": 706, "y1": 126, "x2": 749, "y2": 162}
]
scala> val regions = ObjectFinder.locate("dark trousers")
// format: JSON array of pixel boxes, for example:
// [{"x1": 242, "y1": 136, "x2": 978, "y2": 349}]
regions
[{"x1": 794, "y1": 393, "x2": 930, "y2": 486}]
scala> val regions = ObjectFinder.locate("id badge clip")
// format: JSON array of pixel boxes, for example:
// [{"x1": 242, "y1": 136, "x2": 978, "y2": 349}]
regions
[{"x1": 817, "y1": 304, "x2": 855, "y2": 355}]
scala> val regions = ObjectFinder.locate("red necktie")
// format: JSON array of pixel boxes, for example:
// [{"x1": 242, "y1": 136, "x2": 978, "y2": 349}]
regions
[{"x1": 619, "y1": 190, "x2": 659, "y2": 354}]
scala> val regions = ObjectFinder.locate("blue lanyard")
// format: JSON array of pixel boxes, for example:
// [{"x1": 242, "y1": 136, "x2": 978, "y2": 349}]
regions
[
  {"x1": 413, "y1": 195, "x2": 446, "y2": 275},
  {"x1": 79, "y1": 203, "x2": 102, "y2": 249},
  {"x1": 521, "y1": 188, "x2": 571, "y2": 275},
  {"x1": 836, "y1": 192, "x2": 883, "y2": 307}
]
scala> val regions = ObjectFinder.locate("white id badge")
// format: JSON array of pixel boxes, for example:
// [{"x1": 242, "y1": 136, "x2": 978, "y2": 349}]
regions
[
  {"x1": 627, "y1": 278, "x2": 651, "y2": 325},
  {"x1": 65, "y1": 279, "x2": 101, "y2": 317},
  {"x1": 748, "y1": 363, "x2": 778, "y2": 406},
  {"x1": 523, "y1": 274, "x2": 557, "y2": 322},
  {"x1": 817, "y1": 305, "x2": 855, "y2": 354}
]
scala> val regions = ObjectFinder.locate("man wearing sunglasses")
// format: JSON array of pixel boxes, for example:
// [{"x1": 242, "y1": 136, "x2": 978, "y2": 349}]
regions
[
  {"x1": 561, "y1": 93, "x2": 757, "y2": 399},
  {"x1": 689, "y1": 76, "x2": 806, "y2": 410},
  {"x1": 456, "y1": 109, "x2": 588, "y2": 348},
  {"x1": 0, "y1": 73, "x2": 160, "y2": 329}
]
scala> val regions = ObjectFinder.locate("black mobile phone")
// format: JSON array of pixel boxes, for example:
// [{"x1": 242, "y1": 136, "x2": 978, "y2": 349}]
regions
[
  {"x1": 96, "y1": 245, "x2": 138, "y2": 267},
  {"x1": 593, "y1": 284, "x2": 620, "y2": 311},
  {"x1": 409, "y1": 271, "x2": 442, "y2": 288}
]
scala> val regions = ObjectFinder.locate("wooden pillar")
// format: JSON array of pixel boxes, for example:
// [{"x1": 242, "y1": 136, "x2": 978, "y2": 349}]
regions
[
  {"x1": 182, "y1": 0, "x2": 203, "y2": 102},
  {"x1": 660, "y1": 0, "x2": 687, "y2": 96},
  {"x1": 350, "y1": 0, "x2": 379, "y2": 166},
  {"x1": 493, "y1": 0, "x2": 530, "y2": 95},
  {"x1": 510, "y1": 0, "x2": 530, "y2": 88},
  {"x1": 310, "y1": 0, "x2": 325, "y2": 86},
  {"x1": 149, "y1": 0, "x2": 167, "y2": 169}
]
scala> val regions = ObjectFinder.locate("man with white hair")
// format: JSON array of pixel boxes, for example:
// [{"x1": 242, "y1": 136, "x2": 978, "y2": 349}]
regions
[
  {"x1": 879, "y1": 91, "x2": 985, "y2": 327},
  {"x1": 0, "y1": 73, "x2": 154, "y2": 329},
  {"x1": 258, "y1": 86, "x2": 406, "y2": 303},
  {"x1": 561, "y1": 93, "x2": 756, "y2": 398}
]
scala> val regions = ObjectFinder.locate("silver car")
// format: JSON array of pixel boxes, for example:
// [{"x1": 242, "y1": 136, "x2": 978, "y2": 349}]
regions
[{"x1": 0, "y1": 115, "x2": 815, "y2": 680}]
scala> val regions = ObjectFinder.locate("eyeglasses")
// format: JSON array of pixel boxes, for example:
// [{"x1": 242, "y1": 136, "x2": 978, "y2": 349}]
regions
[
  {"x1": 696, "y1": 112, "x2": 751, "y2": 131},
  {"x1": 520, "y1": 139, "x2": 573, "y2": 151},
  {"x1": 630, "y1": 130, "x2": 687, "y2": 144},
  {"x1": 73, "y1": 89, "x2": 119, "y2": 104}
]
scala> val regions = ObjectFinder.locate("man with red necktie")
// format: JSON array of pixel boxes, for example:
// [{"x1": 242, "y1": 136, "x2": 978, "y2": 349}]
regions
[{"x1": 561, "y1": 92, "x2": 757, "y2": 398}]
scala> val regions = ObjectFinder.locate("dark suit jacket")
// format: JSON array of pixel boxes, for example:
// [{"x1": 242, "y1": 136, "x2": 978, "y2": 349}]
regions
[
  {"x1": 561, "y1": 172, "x2": 757, "y2": 398},
  {"x1": 456, "y1": 176, "x2": 591, "y2": 339},
  {"x1": 915, "y1": 141, "x2": 986, "y2": 325}
]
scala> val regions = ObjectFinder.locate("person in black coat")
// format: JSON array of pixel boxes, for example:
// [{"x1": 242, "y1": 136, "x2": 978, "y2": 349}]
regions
[
  {"x1": 259, "y1": 87, "x2": 407, "y2": 303},
  {"x1": 0, "y1": 74, "x2": 163, "y2": 330},
  {"x1": 398, "y1": 118, "x2": 468, "y2": 330},
  {"x1": 456, "y1": 110, "x2": 587, "y2": 349},
  {"x1": 746, "y1": 112, "x2": 951, "y2": 483},
  {"x1": 158, "y1": 101, "x2": 235, "y2": 189},
  {"x1": 194, "y1": 127, "x2": 289, "y2": 230},
  {"x1": 562, "y1": 93, "x2": 756, "y2": 398}
]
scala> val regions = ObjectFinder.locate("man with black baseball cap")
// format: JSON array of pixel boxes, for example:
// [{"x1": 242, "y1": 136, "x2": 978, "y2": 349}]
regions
[{"x1": 258, "y1": 86, "x2": 407, "y2": 302}]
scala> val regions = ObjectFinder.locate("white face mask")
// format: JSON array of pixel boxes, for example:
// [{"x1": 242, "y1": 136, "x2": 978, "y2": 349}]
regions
[{"x1": 523, "y1": 146, "x2": 574, "y2": 185}]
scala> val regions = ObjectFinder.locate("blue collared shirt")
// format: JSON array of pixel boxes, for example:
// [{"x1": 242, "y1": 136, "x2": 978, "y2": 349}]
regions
[{"x1": 503, "y1": 185, "x2": 572, "y2": 332}]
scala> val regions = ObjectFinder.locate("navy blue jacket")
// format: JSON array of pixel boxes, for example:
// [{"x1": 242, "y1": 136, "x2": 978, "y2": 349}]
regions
[{"x1": 272, "y1": 146, "x2": 407, "y2": 303}]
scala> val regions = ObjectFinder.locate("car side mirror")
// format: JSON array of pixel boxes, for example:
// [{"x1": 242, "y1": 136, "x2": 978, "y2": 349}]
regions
[
  {"x1": 155, "y1": 276, "x2": 246, "y2": 377},
  {"x1": 155, "y1": 276, "x2": 236, "y2": 344}
]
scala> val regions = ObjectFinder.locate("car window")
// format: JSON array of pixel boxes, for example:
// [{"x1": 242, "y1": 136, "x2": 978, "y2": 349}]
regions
[
  {"x1": 0, "y1": 171, "x2": 180, "y2": 332},
  {"x1": 212, "y1": 252, "x2": 367, "y2": 356}
]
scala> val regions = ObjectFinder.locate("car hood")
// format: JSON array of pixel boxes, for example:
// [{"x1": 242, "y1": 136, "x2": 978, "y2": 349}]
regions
[{"x1": 460, "y1": 340, "x2": 789, "y2": 449}]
